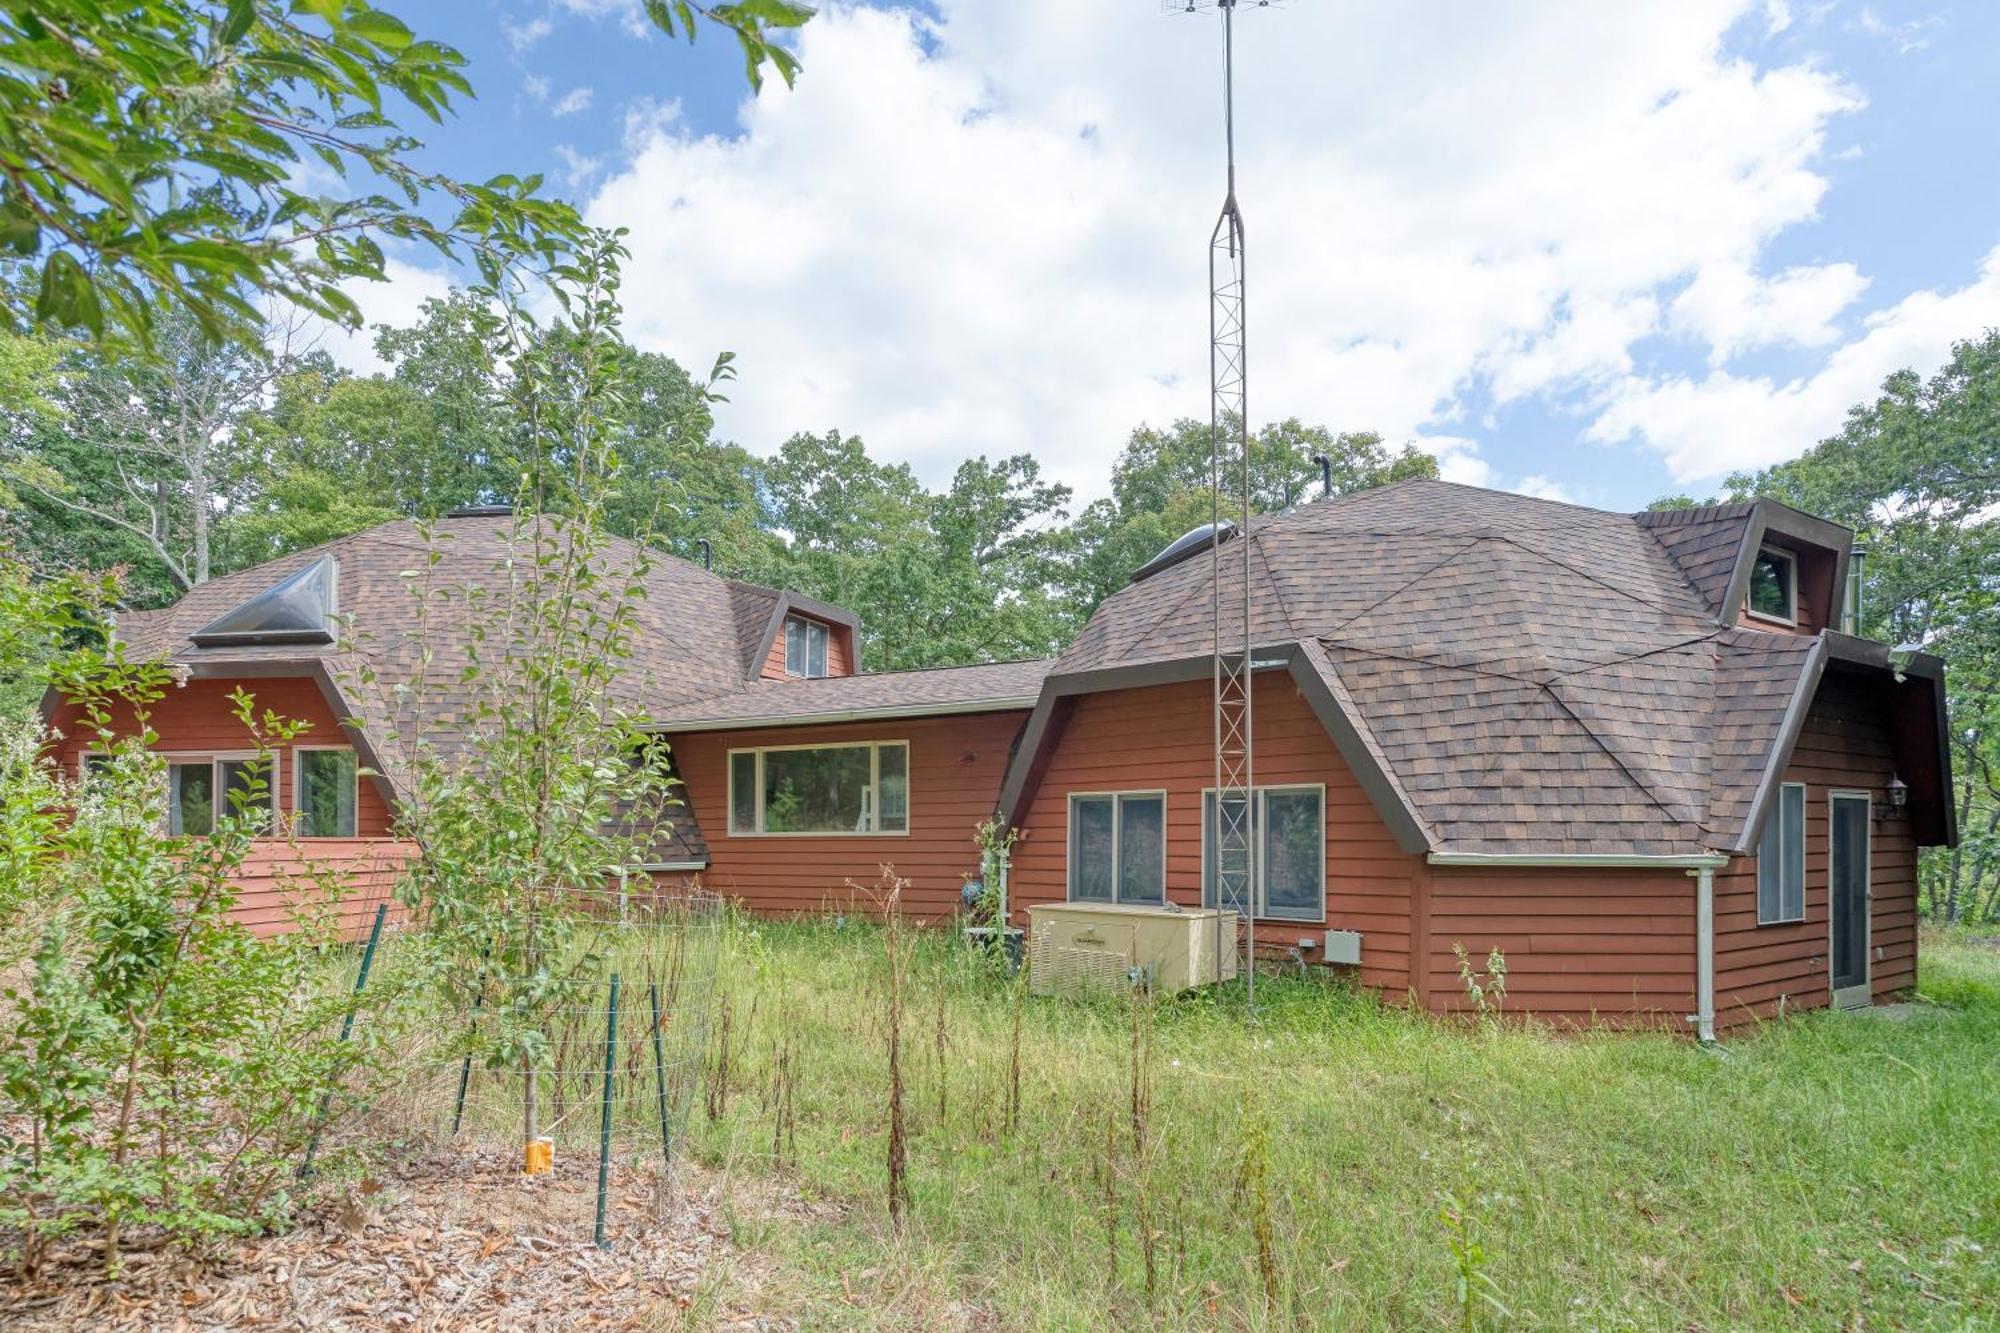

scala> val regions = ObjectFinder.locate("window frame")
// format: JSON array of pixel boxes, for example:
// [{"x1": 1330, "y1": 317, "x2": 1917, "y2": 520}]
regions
[
  {"x1": 1745, "y1": 545, "x2": 1799, "y2": 626},
  {"x1": 293, "y1": 745, "x2": 360, "y2": 838},
  {"x1": 1200, "y1": 783, "x2": 1329, "y2": 924},
  {"x1": 77, "y1": 749, "x2": 284, "y2": 836},
  {"x1": 725, "y1": 739, "x2": 910, "y2": 837},
  {"x1": 1065, "y1": 789, "x2": 1168, "y2": 906},
  {"x1": 1755, "y1": 780, "x2": 1808, "y2": 925},
  {"x1": 783, "y1": 615, "x2": 831, "y2": 678}
]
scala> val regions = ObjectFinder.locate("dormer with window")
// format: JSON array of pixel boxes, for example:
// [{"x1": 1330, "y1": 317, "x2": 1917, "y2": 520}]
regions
[
  {"x1": 755, "y1": 597, "x2": 857, "y2": 681},
  {"x1": 1732, "y1": 505, "x2": 1854, "y2": 638}
]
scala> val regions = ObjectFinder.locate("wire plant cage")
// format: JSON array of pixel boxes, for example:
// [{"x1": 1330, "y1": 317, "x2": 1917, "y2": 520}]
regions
[{"x1": 350, "y1": 889, "x2": 727, "y2": 1247}]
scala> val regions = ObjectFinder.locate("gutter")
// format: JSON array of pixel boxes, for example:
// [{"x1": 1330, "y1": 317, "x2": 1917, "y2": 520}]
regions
[
  {"x1": 1426, "y1": 852, "x2": 1730, "y2": 869},
  {"x1": 647, "y1": 694, "x2": 1041, "y2": 734}
]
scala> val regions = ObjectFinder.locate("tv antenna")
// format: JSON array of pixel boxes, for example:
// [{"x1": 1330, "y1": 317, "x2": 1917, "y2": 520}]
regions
[{"x1": 1166, "y1": 0, "x2": 1274, "y2": 1010}]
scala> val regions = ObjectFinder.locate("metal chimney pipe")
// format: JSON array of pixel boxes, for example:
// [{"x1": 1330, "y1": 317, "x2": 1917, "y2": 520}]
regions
[
  {"x1": 696, "y1": 538, "x2": 713, "y2": 572},
  {"x1": 1845, "y1": 543, "x2": 1868, "y2": 635},
  {"x1": 1312, "y1": 453, "x2": 1332, "y2": 499}
]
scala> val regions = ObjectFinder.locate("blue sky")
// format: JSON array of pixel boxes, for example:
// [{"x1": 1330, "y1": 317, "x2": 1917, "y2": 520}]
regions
[{"x1": 360, "y1": 1, "x2": 2000, "y2": 511}]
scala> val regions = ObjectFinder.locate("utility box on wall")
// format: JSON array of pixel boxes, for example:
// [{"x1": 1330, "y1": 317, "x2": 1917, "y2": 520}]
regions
[
  {"x1": 1028, "y1": 903, "x2": 1239, "y2": 996},
  {"x1": 1322, "y1": 929, "x2": 1363, "y2": 966}
]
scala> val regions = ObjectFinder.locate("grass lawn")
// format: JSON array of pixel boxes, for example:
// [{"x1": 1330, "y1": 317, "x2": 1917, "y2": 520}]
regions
[{"x1": 675, "y1": 920, "x2": 1999, "y2": 1330}]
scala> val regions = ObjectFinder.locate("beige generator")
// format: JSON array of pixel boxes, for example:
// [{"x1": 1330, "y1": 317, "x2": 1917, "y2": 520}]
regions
[{"x1": 1027, "y1": 902, "x2": 1239, "y2": 996}]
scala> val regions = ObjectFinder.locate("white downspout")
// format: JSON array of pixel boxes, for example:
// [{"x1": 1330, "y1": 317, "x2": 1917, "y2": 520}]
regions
[{"x1": 1689, "y1": 865, "x2": 1716, "y2": 1044}]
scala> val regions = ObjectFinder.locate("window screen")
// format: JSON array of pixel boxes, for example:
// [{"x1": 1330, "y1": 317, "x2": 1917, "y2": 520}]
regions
[
  {"x1": 1067, "y1": 792, "x2": 1164, "y2": 905},
  {"x1": 1756, "y1": 782, "x2": 1807, "y2": 924},
  {"x1": 170, "y1": 762, "x2": 215, "y2": 837},
  {"x1": 297, "y1": 750, "x2": 358, "y2": 837},
  {"x1": 1203, "y1": 786, "x2": 1326, "y2": 922},
  {"x1": 784, "y1": 617, "x2": 830, "y2": 677},
  {"x1": 218, "y1": 758, "x2": 274, "y2": 833},
  {"x1": 729, "y1": 751, "x2": 758, "y2": 833}
]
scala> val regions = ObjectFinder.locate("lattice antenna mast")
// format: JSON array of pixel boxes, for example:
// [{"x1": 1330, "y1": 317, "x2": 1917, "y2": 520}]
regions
[{"x1": 1171, "y1": 0, "x2": 1265, "y2": 1009}]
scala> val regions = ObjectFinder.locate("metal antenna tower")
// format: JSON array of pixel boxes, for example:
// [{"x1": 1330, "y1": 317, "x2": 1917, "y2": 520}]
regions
[{"x1": 1168, "y1": 0, "x2": 1270, "y2": 1009}]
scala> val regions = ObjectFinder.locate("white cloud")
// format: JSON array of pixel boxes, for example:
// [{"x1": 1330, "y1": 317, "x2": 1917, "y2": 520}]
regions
[
  {"x1": 1588, "y1": 244, "x2": 2000, "y2": 480},
  {"x1": 574, "y1": 1, "x2": 1995, "y2": 501},
  {"x1": 555, "y1": 143, "x2": 603, "y2": 191},
  {"x1": 1514, "y1": 475, "x2": 1580, "y2": 504},
  {"x1": 505, "y1": 15, "x2": 553, "y2": 53},
  {"x1": 523, "y1": 73, "x2": 551, "y2": 103},
  {"x1": 550, "y1": 86, "x2": 594, "y2": 118},
  {"x1": 1854, "y1": 7, "x2": 1945, "y2": 56},
  {"x1": 557, "y1": 0, "x2": 652, "y2": 40},
  {"x1": 311, "y1": 258, "x2": 457, "y2": 376},
  {"x1": 1670, "y1": 261, "x2": 1870, "y2": 364}
]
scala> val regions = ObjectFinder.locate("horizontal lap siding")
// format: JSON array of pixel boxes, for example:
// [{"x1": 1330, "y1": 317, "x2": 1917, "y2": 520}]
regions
[
  {"x1": 232, "y1": 838, "x2": 416, "y2": 940},
  {"x1": 1009, "y1": 675, "x2": 1418, "y2": 995},
  {"x1": 46, "y1": 676, "x2": 393, "y2": 837},
  {"x1": 1714, "y1": 673, "x2": 1918, "y2": 1024},
  {"x1": 1423, "y1": 867, "x2": 1695, "y2": 1029},
  {"x1": 664, "y1": 711, "x2": 1027, "y2": 921}
]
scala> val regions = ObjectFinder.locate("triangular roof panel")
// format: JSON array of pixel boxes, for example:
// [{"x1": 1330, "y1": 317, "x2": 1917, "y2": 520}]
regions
[{"x1": 190, "y1": 555, "x2": 338, "y2": 646}]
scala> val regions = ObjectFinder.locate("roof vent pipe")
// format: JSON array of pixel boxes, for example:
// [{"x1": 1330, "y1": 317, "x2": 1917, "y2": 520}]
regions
[
  {"x1": 1312, "y1": 453, "x2": 1332, "y2": 500},
  {"x1": 696, "y1": 538, "x2": 713, "y2": 572}
]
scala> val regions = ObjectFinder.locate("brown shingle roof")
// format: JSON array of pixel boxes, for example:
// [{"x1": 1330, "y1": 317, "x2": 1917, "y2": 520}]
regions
[
  {"x1": 650, "y1": 658, "x2": 1050, "y2": 731},
  {"x1": 109, "y1": 513, "x2": 849, "y2": 869},
  {"x1": 1018, "y1": 479, "x2": 1854, "y2": 857}
]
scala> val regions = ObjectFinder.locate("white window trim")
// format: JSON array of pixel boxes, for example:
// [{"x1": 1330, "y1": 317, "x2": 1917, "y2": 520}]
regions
[
  {"x1": 292, "y1": 745, "x2": 360, "y2": 839},
  {"x1": 783, "y1": 615, "x2": 832, "y2": 679},
  {"x1": 1065, "y1": 789, "x2": 1168, "y2": 906},
  {"x1": 79, "y1": 749, "x2": 281, "y2": 835},
  {"x1": 1744, "y1": 545, "x2": 1799, "y2": 627},
  {"x1": 1755, "y1": 780, "x2": 1808, "y2": 926},
  {"x1": 1200, "y1": 783, "x2": 1329, "y2": 923},
  {"x1": 1827, "y1": 789, "x2": 1873, "y2": 1007},
  {"x1": 726, "y1": 739, "x2": 910, "y2": 838}
]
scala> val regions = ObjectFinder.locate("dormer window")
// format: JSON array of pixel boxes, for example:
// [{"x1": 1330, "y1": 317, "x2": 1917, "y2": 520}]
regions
[
  {"x1": 1747, "y1": 546, "x2": 1797, "y2": 625},
  {"x1": 784, "y1": 615, "x2": 829, "y2": 678}
]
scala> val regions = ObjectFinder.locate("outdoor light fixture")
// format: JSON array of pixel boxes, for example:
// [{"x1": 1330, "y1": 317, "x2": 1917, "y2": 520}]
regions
[{"x1": 1886, "y1": 775, "x2": 1909, "y2": 811}]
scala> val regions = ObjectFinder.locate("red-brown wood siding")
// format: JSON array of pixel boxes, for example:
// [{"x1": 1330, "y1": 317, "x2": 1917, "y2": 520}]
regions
[
  {"x1": 1422, "y1": 866, "x2": 1695, "y2": 1029},
  {"x1": 661, "y1": 711, "x2": 1026, "y2": 920},
  {"x1": 1714, "y1": 672, "x2": 1918, "y2": 1023},
  {"x1": 46, "y1": 676, "x2": 392, "y2": 837},
  {"x1": 1007, "y1": 675, "x2": 1419, "y2": 995},
  {"x1": 759, "y1": 614, "x2": 856, "y2": 680},
  {"x1": 234, "y1": 838, "x2": 415, "y2": 940}
]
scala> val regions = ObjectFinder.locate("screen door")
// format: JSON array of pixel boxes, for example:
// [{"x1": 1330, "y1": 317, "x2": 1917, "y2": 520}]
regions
[{"x1": 1828, "y1": 792, "x2": 1871, "y2": 1008}]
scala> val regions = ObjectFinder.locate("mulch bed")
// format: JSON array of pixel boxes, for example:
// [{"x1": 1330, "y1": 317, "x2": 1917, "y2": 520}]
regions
[{"x1": 0, "y1": 1142, "x2": 727, "y2": 1330}]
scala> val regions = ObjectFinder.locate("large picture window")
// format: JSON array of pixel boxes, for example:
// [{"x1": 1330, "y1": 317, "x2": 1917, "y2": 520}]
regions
[
  {"x1": 728, "y1": 741, "x2": 907, "y2": 835},
  {"x1": 784, "y1": 616, "x2": 830, "y2": 678},
  {"x1": 295, "y1": 747, "x2": 359, "y2": 837},
  {"x1": 1068, "y1": 792, "x2": 1165, "y2": 905},
  {"x1": 1202, "y1": 785, "x2": 1326, "y2": 922},
  {"x1": 1757, "y1": 781, "x2": 1807, "y2": 924}
]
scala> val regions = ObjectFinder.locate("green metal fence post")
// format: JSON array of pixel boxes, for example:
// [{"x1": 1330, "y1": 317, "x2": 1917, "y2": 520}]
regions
[
  {"x1": 594, "y1": 971, "x2": 622, "y2": 1249},
  {"x1": 301, "y1": 900, "x2": 390, "y2": 1179},
  {"x1": 450, "y1": 979, "x2": 487, "y2": 1135},
  {"x1": 648, "y1": 981, "x2": 672, "y2": 1167}
]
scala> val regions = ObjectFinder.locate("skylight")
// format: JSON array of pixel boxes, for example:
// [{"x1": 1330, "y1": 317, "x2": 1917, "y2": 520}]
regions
[
  {"x1": 1130, "y1": 520, "x2": 1237, "y2": 584},
  {"x1": 189, "y1": 556, "x2": 338, "y2": 647}
]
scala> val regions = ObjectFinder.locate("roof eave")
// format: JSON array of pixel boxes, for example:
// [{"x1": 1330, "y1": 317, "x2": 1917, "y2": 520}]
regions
[{"x1": 647, "y1": 694, "x2": 1042, "y2": 734}]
